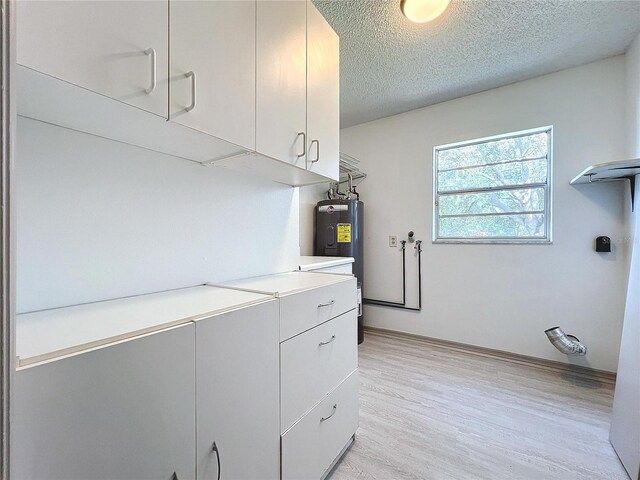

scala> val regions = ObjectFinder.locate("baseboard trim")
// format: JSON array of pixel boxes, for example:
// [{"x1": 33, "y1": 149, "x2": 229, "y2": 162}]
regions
[{"x1": 363, "y1": 326, "x2": 617, "y2": 386}]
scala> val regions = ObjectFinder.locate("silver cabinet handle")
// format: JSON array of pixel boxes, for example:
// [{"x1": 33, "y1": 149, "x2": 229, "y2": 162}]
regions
[
  {"x1": 144, "y1": 48, "x2": 157, "y2": 94},
  {"x1": 296, "y1": 132, "x2": 306, "y2": 158},
  {"x1": 318, "y1": 300, "x2": 335, "y2": 308},
  {"x1": 319, "y1": 335, "x2": 335, "y2": 346},
  {"x1": 212, "y1": 442, "x2": 221, "y2": 480},
  {"x1": 320, "y1": 404, "x2": 337, "y2": 422},
  {"x1": 185, "y1": 71, "x2": 196, "y2": 112},
  {"x1": 310, "y1": 139, "x2": 320, "y2": 163}
]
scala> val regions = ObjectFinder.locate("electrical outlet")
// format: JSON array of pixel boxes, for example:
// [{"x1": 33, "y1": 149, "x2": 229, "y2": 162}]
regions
[{"x1": 389, "y1": 235, "x2": 398, "y2": 247}]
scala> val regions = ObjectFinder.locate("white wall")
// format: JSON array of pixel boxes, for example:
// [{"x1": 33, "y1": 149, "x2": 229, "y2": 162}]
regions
[
  {"x1": 299, "y1": 183, "x2": 329, "y2": 255},
  {"x1": 302, "y1": 56, "x2": 630, "y2": 372},
  {"x1": 16, "y1": 118, "x2": 300, "y2": 313}
]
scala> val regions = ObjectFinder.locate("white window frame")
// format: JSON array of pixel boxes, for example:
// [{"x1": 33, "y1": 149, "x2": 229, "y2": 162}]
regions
[{"x1": 432, "y1": 126, "x2": 553, "y2": 244}]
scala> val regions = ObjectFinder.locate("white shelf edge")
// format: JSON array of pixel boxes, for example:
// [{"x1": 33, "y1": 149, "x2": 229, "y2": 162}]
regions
[{"x1": 570, "y1": 158, "x2": 640, "y2": 185}]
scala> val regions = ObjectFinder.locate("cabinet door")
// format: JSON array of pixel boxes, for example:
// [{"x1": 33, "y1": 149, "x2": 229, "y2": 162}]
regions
[
  {"x1": 13, "y1": 324, "x2": 196, "y2": 480},
  {"x1": 16, "y1": 1, "x2": 168, "y2": 118},
  {"x1": 170, "y1": 1, "x2": 255, "y2": 150},
  {"x1": 196, "y1": 300, "x2": 280, "y2": 480},
  {"x1": 256, "y1": 0, "x2": 307, "y2": 167},
  {"x1": 306, "y1": 2, "x2": 340, "y2": 181}
]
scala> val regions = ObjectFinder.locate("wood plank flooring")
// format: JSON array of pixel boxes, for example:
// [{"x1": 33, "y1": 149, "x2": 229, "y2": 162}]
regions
[{"x1": 329, "y1": 330, "x2": 628, "y2": 480}]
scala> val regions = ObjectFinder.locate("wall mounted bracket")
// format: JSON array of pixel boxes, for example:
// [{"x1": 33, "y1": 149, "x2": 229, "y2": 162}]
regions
[{"x1": 571, "y1": 158, "x2": 640, "y2": 211}]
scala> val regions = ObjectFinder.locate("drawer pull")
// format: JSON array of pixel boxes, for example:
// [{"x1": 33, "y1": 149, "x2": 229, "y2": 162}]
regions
[
  {"x1": 320, "y1": 404, "x2": 337, "y2": 422},
  {"x1": 319, "y1": 335, "x2": 336, "y2": 346},
  {"x1": 318, "y1": 300, "x2": 335, "y2": 308},
  {"x1": 144, "y1": 47, "x2": 157, "y2": 94},
  {"x1": 212, "y1": 441, "x2": 221, "y2": 480},
  {"x1": 296, "y1": 132, "x2": 306, "y2": 158},
  {"x1": 185, "y1": 71, "x2": 196, "y2": 112},
  {"x1": 310, "y1": 139, "x2": 320, "y2": 163}
]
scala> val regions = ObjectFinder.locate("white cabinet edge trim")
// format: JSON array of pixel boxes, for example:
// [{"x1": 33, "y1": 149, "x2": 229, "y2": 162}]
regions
[
  {"x1": 209, "y1": 272, "x2": 355, "y2": 298},
  {"x1": 16, "y1": 322, "x2": 193, "y2": 371}
]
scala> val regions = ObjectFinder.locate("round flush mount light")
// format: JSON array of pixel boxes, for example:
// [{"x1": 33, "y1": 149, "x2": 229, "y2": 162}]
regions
[{"x1": 400, "y1": 0, "x2": 451, "y2": 23}]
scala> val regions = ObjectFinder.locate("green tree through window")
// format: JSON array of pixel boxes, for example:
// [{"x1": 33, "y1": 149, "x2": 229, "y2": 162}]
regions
[{"x1": 434, "y1": 127, "x2": 552, "y2": 242}]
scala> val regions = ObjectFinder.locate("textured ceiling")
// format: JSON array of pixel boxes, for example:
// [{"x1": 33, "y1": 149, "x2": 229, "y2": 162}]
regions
[{"x1": 313, "y1": 0, "x2": 640, "y2": 128}]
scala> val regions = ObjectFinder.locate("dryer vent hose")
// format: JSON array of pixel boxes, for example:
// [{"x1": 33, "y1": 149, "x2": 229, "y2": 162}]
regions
[{"x1": 545, "y1": 327, "x2": 587, "y2": 355}]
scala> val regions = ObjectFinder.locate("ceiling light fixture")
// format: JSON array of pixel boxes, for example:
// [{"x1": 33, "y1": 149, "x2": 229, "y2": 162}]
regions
[{"x1": 400, "y1": 0, "x2": 451, "y2": 23}]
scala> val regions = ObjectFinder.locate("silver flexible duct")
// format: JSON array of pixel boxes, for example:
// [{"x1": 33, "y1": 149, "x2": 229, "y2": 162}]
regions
[{"x1": 545, "y1": 327, "x2": 587, "y2": 355}]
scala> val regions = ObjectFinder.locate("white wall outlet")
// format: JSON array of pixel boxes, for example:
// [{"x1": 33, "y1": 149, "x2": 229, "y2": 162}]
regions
[{"x1": 389, "y1": 235, "x2": 398, "y2": 247}]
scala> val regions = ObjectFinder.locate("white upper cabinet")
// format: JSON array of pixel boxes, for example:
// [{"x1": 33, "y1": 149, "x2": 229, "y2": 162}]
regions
[
  {"x1": 256, "y1": 0, "x2": 308, "y2": 168},
  {"x1": 170, "y1": 1, "x2": 256, "y2": 150},
  {"x1": 306, "y1": 2, "x2": 340, "y2": 181},
  {"x1": 255, "y1": 1, "x2": 339, "y2": 181},
  {"x1": 16, "y1": 0, "x2": 339, "y2": 185},
  {"x1": 16, "y1": 0, "x2": 169, "y2": 118}
]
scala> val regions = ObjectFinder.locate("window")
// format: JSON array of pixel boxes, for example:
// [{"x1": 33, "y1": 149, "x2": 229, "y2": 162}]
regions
[{"x1": 433, "y1": 126, "x2": 552, "y2": 243}]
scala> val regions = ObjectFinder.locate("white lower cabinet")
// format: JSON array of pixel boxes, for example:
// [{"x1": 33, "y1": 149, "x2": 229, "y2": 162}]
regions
[
  {"x1": 281, "y1": 310, "x2": 358, "y2": 432},
  {"x1": 13, "y1": 299, "x2": 280, "y2": 480},
  {"x1": 195, "y1": 300, "x2": 280, "y2": 480},
  {"x1": 277, "y1": 277, "x2": 359, "y2": 480},
  {"x1": 13, "y1": 277, "x2": 357, "y2": 480},
  {"x1": 282, "y1": 371, "x2": 359, "y2": 480},
  {"x1": 13, "y1": 324, "x2": 196, "y2": 480}
]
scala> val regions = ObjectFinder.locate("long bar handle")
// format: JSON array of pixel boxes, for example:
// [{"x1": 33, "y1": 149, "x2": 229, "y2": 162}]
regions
[
  {"x1": 144, "y1": 48, "x2": 156, "y2": 94},
  {"x1": 212, "y1": 441, "x2": 221, "y2": 480},
  {"x1": 296, "y1": 132, "x2": 306, "y2": 158},
  {"x1": 319, "y1": 335, "x2": 335, "y2": 346},
  {"x1": 318, "y1": 300, "x2": 335, "y2": 308},
  {"x1": 310, "y1": 139, "x2": 320, "y2": 163},
  {"x1": 185, "y1": 71, "x2": 196, "y2": 112},
  {"x1": 320, "y1": 404, "x2": 337, "y2": 422}
]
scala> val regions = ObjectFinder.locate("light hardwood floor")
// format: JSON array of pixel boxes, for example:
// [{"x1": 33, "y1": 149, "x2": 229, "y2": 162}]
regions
[{"x1": 329, "y1": 330, "x2": 628, "y2": 480}]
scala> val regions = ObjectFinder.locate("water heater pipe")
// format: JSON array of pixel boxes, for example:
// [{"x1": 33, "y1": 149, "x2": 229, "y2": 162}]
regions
[
  {"x1": 544, "y1": 327, "x2": 587, "y2": 355},
  {"x1": 364, "y1": 240, "x2": 422, "y2": 311}
]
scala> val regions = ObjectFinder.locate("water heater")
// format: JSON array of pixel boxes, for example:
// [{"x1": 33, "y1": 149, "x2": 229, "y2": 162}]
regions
[{"x1": 314, "y1": 199, "x2": 364, "y2": 344}]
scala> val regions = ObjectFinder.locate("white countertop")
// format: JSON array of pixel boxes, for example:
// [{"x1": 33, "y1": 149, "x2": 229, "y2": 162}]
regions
[
  {"x1": 298, "y1": 256, "x2": 354, "y2": 271},
  {"x1": 16, "y1": 286, "x2": 273, "y2": 368},
  {"x1": 212, "y1": 271, "x2": 353, "y2": 297}
]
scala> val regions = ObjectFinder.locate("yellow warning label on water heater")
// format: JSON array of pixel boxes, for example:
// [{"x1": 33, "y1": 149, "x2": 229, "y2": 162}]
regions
[{"x1": 337, "y1": 223, "x2": 352, "y2": 243}]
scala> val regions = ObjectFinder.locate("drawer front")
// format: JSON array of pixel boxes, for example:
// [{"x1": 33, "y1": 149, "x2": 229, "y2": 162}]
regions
[
  {"x1": 281, "y1": 310, "x2": 358, "y2": 432},
  {"x1": 281, "y1": 371, "x2": 359, "y2": 480},
  {"x1": 280, "y1": 277, "x2": 357, "y2": 341}
]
